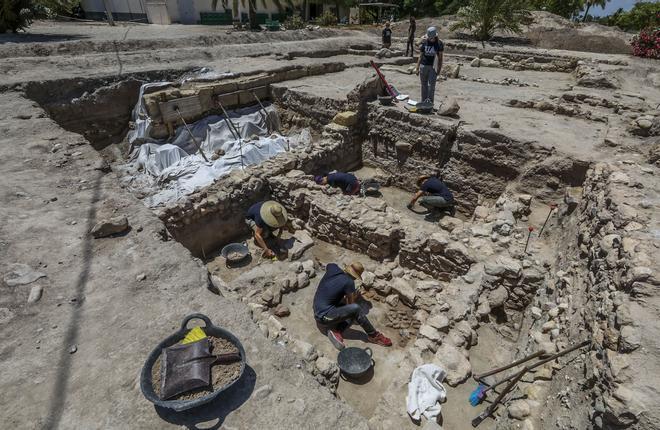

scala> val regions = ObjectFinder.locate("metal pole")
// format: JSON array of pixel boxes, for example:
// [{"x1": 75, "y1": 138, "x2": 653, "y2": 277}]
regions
[
  {"x1": 539, "y1": 203, "x2": 557, "y2": 236},
  {"x1": 251, "y1": 90, "x2": 274, "y2": 133},
  {"x1": 215, "y1": 98, "x2": 245, "y2": 170},
  {"x1": 174, "y1": 107, "x2": 209, "y2": 162},
  {"x1": 103, "y1": 0, "x2": 116, "y2": 26}
]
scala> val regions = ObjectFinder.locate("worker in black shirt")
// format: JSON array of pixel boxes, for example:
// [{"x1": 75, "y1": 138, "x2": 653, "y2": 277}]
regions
[
  {"x1": 406, "y1": 16, "x2": 416, "y2": 57},
  {"x1": 382, "y1": 21, "x2": 392, "y2": 48},
  {"x1": 414, "y1": 26, "x2": 444, "y2": 104},
  {"x1": 407, "y1": 174, "x2": 455, "y2": 215},
  {"x1": 315, "y1": 172, "x2": 361, "y2": 195}
]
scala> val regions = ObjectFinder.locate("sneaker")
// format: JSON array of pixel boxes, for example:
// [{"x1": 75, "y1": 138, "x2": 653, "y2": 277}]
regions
[
  {"x1": 328, "y1": 329, "x2": 345, "y2": 350},
  {"x1": 367, "y1": 332, "x2": 393, "y2": 347}
]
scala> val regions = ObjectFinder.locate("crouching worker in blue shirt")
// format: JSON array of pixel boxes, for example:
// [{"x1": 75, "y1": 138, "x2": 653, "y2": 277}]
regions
[
  {"x1": 313, "y1": 262, "x2": 392, "y2": 350},
  {"x1": 315, "y1": 172, "x2": 361, "y2": 195},
  {"x1": 407, "y1": 174, "x2": 456, "y2": 216},
  {"x1": 245, "y1": 200, "x2": 295, "y2": 258}
]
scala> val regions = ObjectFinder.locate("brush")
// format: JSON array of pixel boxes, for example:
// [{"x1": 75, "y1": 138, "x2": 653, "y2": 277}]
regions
[{"x1": 469, "y1": 384, "x2": 489, "y2": 406}]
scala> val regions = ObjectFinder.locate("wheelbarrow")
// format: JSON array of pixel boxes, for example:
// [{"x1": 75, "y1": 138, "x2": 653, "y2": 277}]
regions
[{"x1": 140, "y1": 313, "x2": 246, "y2": 412}]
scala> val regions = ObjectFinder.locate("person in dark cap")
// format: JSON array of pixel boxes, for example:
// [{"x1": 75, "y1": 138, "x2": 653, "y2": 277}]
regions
[
  {"x1": 315, "y1": 172, "x2": 361, "y2": 195},
  {"x1": 313, "y1": 261, "x2": 392, "y2": 350},
  {"x1": 245, "y1": 200, "x2": 295, "y2": 258},
  {"x1": 407, "y1": 174, "x2": 455, "y2": 215},
  {"x1": 414, "y1": 26, "x2": 444, "y2": 105}
]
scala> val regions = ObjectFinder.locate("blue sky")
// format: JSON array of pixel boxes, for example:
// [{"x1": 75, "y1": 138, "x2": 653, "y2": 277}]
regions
[{"x1": 587, "y1": 0, "x2": 653, "y2": 17}]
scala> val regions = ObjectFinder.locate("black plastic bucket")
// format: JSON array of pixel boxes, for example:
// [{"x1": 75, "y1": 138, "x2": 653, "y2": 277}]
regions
[{"x1": 140, "y1": 313, "x2": 246, "y2": 412}]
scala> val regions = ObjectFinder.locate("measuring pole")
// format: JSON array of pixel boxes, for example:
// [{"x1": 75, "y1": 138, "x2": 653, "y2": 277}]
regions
[
  {"x1": 215, "y1": 98, "x2": 245, "y2": 170},
  {"x1": 174, "y1": 107, "x2": 209, "y2": 162},
  {"x1": 251, "y1": 90, "x2": 274, "y2": 133}
]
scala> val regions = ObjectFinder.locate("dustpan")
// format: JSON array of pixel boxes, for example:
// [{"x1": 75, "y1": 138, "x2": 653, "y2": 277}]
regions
[{"x1": 160, "y1": 338, "x2": 215, "y2": 400}]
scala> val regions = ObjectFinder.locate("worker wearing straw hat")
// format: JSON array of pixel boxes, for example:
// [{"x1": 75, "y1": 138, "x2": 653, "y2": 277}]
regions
[
  {"x1": 313, "y1": 261, "x2": 393, "y2": 350},
  {"x1": 245, "y1": 200, "x2": 294, "y2": 258}
]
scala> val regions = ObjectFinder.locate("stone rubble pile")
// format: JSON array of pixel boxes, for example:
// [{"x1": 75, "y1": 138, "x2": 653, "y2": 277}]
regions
[
  {"x1": 470, "y1": 55, "x2": 575, "y2": 73},
  {"x1": 574, "y1": 61, "x2": 619, "y2": 89}
]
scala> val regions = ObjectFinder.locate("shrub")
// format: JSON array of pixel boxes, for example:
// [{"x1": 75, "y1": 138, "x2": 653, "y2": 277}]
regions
[
  {"x1": 451, "y1": 0, "x2": 531, "y2": 41},
  {"x1": 0, "y1": 0, "x2": 33, "y2": 33},
  {"x1": 284, "y1": 13, "x2": 305, "y2": 30},
  {"x1": 318, "y1": 10, "x2": 337, "y2": 27},
  {"x1": 631, "y1": 27, "x2": 660, "y2": 59}
]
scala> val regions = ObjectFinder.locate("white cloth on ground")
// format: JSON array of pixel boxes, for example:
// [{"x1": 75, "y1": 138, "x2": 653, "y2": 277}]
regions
[{"x1": 406, "y1": 364, "x2": 447, "y2": 421}]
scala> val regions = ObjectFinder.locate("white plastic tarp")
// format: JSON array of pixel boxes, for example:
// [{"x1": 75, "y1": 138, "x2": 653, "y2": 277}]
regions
[{"x1": 123, "y1": 82, "x2": 310, "y2": 208}]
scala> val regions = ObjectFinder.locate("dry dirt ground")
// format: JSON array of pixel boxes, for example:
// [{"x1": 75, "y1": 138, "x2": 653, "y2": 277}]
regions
[{"x1": 1, "y1": 15, "x2": 659, "y2": 430}]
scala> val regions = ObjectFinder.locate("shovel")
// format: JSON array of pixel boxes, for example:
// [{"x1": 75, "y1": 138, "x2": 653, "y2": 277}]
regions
[
  {"x1": 161, "y1": 338, "x2": 214, "y2": 400},
  {"x1": 160, "y1": 339, "x2": 241, "y2": 400}
]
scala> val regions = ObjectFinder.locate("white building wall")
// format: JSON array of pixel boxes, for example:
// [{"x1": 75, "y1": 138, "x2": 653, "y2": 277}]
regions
[
  {"x1": 83, "y1": 0, "x2": 289, "y2": 23},
  {"x1": 82, "y1": 0, "x2": 147, "y2": 16}
]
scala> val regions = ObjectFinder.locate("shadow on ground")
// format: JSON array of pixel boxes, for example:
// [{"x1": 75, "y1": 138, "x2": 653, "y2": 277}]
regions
[{"x1": 0, "y1": 34, "x2": 90, "y2": 44}]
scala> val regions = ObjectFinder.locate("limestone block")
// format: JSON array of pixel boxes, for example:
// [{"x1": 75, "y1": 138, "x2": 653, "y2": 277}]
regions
[
  {"x1": 289, "y1": 230, "x2": 315, "y2": 261},
  {"x1": 332, "y1": 111, "x2": 358, "y2": 127},
  {"x1": 418, "y1": 324, "x2": 441, "y2": 342},
  {"x1": 392, "y1": 278, "x2": 417, "y2": 306},
  {"x1": 435, "y1": 343, "x2": 471, "y2": 386}
]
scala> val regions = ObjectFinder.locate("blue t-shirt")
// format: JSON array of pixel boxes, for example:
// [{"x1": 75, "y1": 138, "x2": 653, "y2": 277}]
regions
[
  {"x1": 328, "y1": 172, "x2": 358, "y2": 193},
  {"x1": 422, "y1": 177, "x2": 454, "y2": 202},
  {"x1": 246, "y1": 202, "x2": 269, "y2": 231},
  {"x1": 419, "y1": 39, "x2": 443, "y2": 66},
  {"x1": 313, "y1": 263, "x2": 356, "y2": 317}
]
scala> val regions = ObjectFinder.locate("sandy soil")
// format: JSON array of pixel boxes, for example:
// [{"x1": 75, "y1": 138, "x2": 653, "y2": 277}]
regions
[{"x1": 0, "y1": 14, "x2": 657, "y2": 430}]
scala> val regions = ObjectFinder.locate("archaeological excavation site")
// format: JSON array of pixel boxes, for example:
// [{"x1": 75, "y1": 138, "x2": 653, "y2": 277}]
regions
[{"x1": 1, "y1": 13, "x2": 659, "y2": 430}]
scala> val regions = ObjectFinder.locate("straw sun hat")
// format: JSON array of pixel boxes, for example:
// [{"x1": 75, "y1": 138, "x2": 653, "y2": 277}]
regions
[
  {"x1": 259, "y1": 201, "x2": 288, "y2": 229},
  {"x1": 344, "y1": 261, "x2": 365, "y2": 280}
]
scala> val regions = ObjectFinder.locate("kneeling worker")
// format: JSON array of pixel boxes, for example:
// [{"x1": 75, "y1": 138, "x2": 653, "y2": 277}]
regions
[
  {"x1": 407, "y1": 174, "x2": 455, "y2": 215},
  {"x1": 245, "y1": 200, "x2": 294, "y2": 258},
  {"x1": 315, "y1": 172, "x2": 361, "y2": 195},
  {"x1": 313, "y1": 261, "x2": 392, "y2": 350}
]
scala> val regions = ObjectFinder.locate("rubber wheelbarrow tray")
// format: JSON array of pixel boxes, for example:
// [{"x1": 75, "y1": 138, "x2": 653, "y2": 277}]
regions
[{"x1": 140, "y1": 313, "x2": 246, "y2": 412}]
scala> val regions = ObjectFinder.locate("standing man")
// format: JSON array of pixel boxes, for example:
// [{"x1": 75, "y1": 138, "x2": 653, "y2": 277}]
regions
[
  {"x1": 313, "y1": 262, "x2": 393, "y2": 350},
  {"x1": 382, "y1": 21, "x2": 392, "y2": 48},
  {"x1": 414, "y1": 27, "x2": 443, "y2": 105},
  {"x1": 407, "y1": 174, "x2": 455, "y2": 215},
  {"x1": 406, "y1": 15, "x2": 416, "y2": 57},
  {"x1": 315, "y1": 172, "x2": 361, "y2": 195},
  {"x1": 245, "y1": 200, "x2": 294, "y2": 258}
]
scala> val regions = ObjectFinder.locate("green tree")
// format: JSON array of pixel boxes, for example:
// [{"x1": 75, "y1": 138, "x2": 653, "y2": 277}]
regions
[
  {"x1": 529, "y1": 0, "x2": 585, "y2": 19},
  {"x1": 0, "y1": 0, "x2": 31, "y2": 32},
  {"x1": 598, "y1": 2, "x2": 660, "y2": 31},
  {"x1": 451, "y1": 0, "x2": 531, "y2": 40},
  {"x1": 435, "y1": 0, "x2": 469, "y2": 14},
  {"x1": 581, "y1": 0, "x2": 607, "y2": 22}
]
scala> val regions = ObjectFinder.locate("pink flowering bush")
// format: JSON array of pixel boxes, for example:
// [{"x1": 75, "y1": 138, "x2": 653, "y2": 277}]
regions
[{"x1": 631, "y1": 21, "x2": 660, "y2": 59}]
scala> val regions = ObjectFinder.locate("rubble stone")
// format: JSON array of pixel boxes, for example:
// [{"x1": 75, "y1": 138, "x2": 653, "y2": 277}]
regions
[
  {"x1": 90, "y1": 216, "x2": 129, "y2": 238},
  {"x1": 435, "y1": 343, "x2": 471, "y2": 386}
]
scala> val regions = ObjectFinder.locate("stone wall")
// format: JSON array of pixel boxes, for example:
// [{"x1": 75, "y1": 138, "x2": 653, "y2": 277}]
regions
[
  {"x1": 158, "y1": 122, "x2": 362, "y2": 257},
  {"x1": 572, "y1": 163, "x2": 658, "y2": 430},
  {"x1": 364, "y1": 105, "x2": 545, "y2": 213}
]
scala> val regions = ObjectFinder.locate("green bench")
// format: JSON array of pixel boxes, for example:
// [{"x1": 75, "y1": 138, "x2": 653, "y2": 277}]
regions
[
  {"x1": 265, "y1": 19, "x2": 280, "y2": 31},
  {"x1": 200, "y1": 12, "x2": 233, "y2": 25}
]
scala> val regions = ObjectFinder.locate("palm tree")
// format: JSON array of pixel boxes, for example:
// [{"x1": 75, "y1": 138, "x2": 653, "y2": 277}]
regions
[
  {"x1": 450, "y1": 0, "x2": 531, "y2": 41},
  {"x1": 582, "y1": 0, "x2": 608, "y2": 22}
]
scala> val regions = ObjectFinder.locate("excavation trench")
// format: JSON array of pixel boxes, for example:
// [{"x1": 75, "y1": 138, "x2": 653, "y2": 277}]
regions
[{"x1": 23, "y1": 65, "x2": 594, "y2": 425}]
